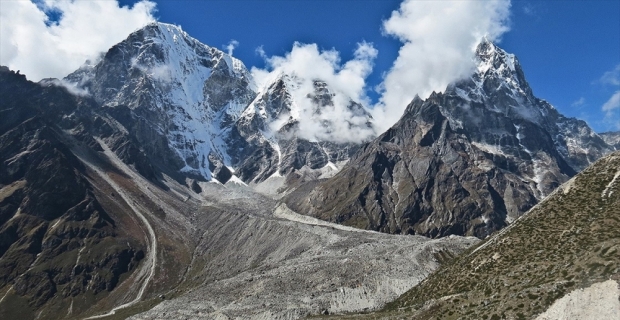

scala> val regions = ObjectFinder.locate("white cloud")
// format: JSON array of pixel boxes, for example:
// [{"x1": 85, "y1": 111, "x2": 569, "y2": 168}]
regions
[
  {"x1": 371, "y1": 0, "x2": 511, "y2": 132},
  {"x1": 225, "y1": 39, "x2": 239, "y2": 56},
  {"x1": 40, "y1": 78, "x2": 90, "y2": 96},
  {"x1": 571, "y1": 97, "x2": 586, "y2": 108},
  {"x1": 252, "y1": 0, "x2": 512, "y2": 142},
  {"x1": 600, "y1": 65, "x2": 620, "y2": 129},
  {"x1": 602, "y1": 91, "x2": 620, "y2": 129},
  {"x1": 0, "y1": 0, "x2": 156, "y2": 82},
  {"x1": 251, "y1": 42, "x2": 378, "y2": 143},
  {"x1": 600, "y1": 64, "x2": 620, "y2": 86},
  {"x1": 603, "y1": 91, "x2": 620, "y2": 112},
  {"x1": 522, "y1": 3, "x2": 536, "y2": 17},
  {"x1": 130, "y1": 57, "x2": 172, "y2": 82}
]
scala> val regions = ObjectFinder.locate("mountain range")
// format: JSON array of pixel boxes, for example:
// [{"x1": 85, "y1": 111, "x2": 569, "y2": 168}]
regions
[
  {"x1": 285, "y1": 39, "x2": 614, "y2": 238},
  {"x1": 0, "y1": 22, "x2": 618, "y2": 319}
]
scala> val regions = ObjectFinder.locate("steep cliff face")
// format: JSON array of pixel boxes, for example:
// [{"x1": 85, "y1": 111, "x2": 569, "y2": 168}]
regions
[
  {"x1": 0, "y1": 67, "x2": 146, "y2": 319},
  {"x1": 285, "y1": 40, "x2": 615, "y2": 238},
  {"x1": 65, "y1": 22, "x2": 257, "y2": 181},
  {"x1": 65, "y1": 23, "x2": 373, "y2": 187}
]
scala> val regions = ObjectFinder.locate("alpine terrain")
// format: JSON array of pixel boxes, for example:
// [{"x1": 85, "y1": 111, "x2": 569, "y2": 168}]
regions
[
  {"x1": 285, "y1": 40, "x2": 616, "y2": 238},
  {"x1": 0, "y1": 23, "x2": 471, "y2": 320},
  {"x1": 0, "y1": 20, "x2": 618, "y2": 320},
  {"x1": 65, "y1": 23, "x2": 374, "y2": 190},
  {"x1": 326, "y1": 150, "x2": 620, "y2": 320}
]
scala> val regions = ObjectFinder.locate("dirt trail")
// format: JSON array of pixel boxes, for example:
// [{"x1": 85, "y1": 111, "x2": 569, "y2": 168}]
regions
[{"x1": 77, "y1": 152, "x2": 158, "y2": 319}]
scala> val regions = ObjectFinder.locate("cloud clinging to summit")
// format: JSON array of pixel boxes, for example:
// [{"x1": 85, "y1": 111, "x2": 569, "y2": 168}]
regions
[
  {"x1": 251, "y1": 42, "x2": 378, "y2": 143},
  {"x1": 371, "y1": 0, "x2": 512, "y2": 132}
]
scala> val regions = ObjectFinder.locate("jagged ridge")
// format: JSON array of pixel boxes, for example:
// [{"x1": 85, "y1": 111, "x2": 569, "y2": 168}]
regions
[{"x1": 285, "y1": 40, "x2": 616, "y2": 238}]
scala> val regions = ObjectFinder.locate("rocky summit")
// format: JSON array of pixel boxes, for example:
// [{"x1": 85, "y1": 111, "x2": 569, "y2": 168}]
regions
[{"x1": 285, "y1": 40, "x2": 615, "y2": 238}]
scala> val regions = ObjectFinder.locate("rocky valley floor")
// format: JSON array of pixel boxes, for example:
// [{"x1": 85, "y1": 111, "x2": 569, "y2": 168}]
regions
[{"x1": 74, "y1": 143, "x2": 479, "y2": 320}]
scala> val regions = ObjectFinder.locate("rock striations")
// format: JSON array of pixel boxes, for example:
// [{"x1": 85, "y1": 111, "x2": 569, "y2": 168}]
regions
[
  {"x1": 285, "y1": 40, "x2": 615, "y2": 238},
  {"x1": 0, "y1": 67, "x2": 149, "y2": 319}
]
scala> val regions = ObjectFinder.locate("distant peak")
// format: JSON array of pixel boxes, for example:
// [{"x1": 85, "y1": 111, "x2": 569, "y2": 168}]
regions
[
  {"x1": 475, "y1": 38, "x2": 502, "y2": 60},
  {"x1": 142, "y1": 21, "x2": 182, "y2": 32},
  {"x1": 128, "y1": 21, "x2": 193, "y2": 46},
  {"x1": 474, "y1": 38, "x2": 519, "y2": 75}
]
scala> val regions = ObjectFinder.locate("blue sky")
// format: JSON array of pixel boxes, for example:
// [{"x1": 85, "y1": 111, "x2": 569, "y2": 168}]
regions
[
  {"x1": 2, "y1": 0, "x2": 618, "y2": 133},
  {"x1": 127, "y1": 0, "x2": 620, "y2": 132}
]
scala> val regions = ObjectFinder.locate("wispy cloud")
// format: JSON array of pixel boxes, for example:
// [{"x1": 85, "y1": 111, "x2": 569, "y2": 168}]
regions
[
  {"x1": 522, "y1": 3, "x2": 536, "y2": 17},
  {"x1": 600, "y1": 64, "x2": 620, "y2": 86},
  {"x1": 0, "y1": 0, "x2": 156, "y2": 82},
  {"x1": 599, "y1": 65, "x2": 620, "y2": 129},
  {"x1": 40, "y1": 78, "x2": 90, "y2": 96},
  {"x1": 603, "y1": 91, "x2": 620, "y2": 112},
  {"x1": 571, "y1": 97, "x2": 586, "y2": 108},
  {"x1": 225, "y1": 39, "x2": 239, "y2": 56},
  {"x1": 602, "y1": 91, "x2": 620, "y2": 129}
]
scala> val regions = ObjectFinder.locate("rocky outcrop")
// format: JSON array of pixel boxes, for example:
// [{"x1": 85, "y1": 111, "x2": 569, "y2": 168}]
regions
[
  {"x1": 285, "y1": 41, "x2": 615, "y2": 238},
  {"x1": 600, "y1": 131, "x2": 620, "y2": 150}
]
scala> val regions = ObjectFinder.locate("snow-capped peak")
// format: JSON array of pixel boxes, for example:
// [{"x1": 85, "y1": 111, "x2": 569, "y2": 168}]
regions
[
  {"x1": 448, "y1": 39, "x2": 535, "y2": 108},
  {"x1": 136, "y1": 22, "x2": 255, "y2": 88},
  {"x1": 65, "y1": 22, "x2": 257, "y2": 181},
  {"x1": 475, "y1": 39, "x2": 520, "y2": 81}
]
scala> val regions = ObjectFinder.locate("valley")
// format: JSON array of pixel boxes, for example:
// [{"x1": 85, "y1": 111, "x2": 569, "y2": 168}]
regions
[{"x1": 0, "y1": 18, "x2": 618, "y2": 320}]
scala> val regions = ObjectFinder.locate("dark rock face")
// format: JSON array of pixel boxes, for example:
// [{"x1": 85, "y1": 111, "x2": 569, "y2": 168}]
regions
[
  {"x1": 600, "y1": 131, "x2": 620, "y2": 150},
  {"x1": 341, "y1": 152, "x2": 620, "y2": 320},
  {"x1": 0, "y1": 67, "x2": 144, "y2": 319},
  {"x1": 285, "y1": 41, "x2": 615, "y2": 239}
]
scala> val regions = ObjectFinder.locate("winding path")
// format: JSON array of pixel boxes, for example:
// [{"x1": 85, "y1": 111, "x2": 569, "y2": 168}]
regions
[{"x1": 78, "y1": 152, "x2": 158, "y2": 319}]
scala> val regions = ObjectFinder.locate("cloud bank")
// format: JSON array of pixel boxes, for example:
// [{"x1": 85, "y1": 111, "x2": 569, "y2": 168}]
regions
[
  {"x1": 251, "y1": 42, "x2": 378, "y2": 143},
  {"x1": 0, "y1": 0, "x2": 156, "y2": 82}
]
